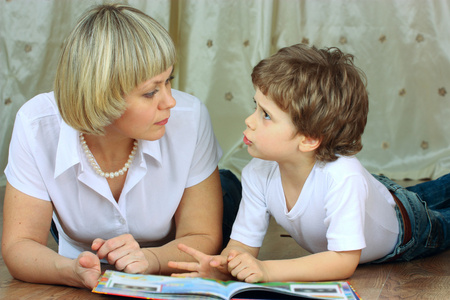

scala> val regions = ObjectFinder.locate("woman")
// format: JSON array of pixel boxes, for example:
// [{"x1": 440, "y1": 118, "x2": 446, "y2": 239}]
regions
[{"x1": 2, "y1": 4, "x2": 240, "y2": 289}]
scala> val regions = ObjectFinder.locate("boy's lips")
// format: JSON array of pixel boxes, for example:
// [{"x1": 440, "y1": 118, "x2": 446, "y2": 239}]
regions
[{"x1": 243, "y1": 135, "x2": 252, "y2": 145}]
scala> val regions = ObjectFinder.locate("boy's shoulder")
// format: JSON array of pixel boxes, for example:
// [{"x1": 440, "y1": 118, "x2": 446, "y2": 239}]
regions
[
  {"x1": 241, "y1": 159, "x2": 280, "y2": 191},
  {"x1": 244, "y1": 158, "x2": 278, "y2": 173},
  {"x1": 321, "y1": 155, "x2": 364, "y2": 170},
  {"x1": 242, "y1": 156, "x2": 369, "y2": 185},
  {"x1": 314, "y1": 156, "x2": 369, "y2": 183}
]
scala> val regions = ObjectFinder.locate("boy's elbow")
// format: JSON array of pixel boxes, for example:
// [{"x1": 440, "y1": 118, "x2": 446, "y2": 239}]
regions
[
  {"x1": 336, "y1": 249, "x2": 361, "y2": 279},
  {"x1": 330, "y1": 260, "x2": 357, "y2": 280},
  {"x1": 341, "y1": 262, "x2": 358, "y2": 279}
]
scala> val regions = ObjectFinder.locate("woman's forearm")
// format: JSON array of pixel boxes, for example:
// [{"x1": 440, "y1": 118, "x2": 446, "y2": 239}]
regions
[
  {"x1": 220, "y1": 239, "x2": 260, "y2": 258},
  {"x1": 2, "y1": 239, "x2": 82, "y2": 287},
  {"x1": 2, "y1": 183, "x2": 89, "y2": 288}
]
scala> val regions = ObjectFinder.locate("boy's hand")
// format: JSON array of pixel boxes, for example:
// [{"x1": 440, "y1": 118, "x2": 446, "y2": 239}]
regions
[
  {"x1": 92, "y1": 234, "x2": 149, "y2": 274},
  {"x1": 228, "y1": 252, "x2": 269, "y2": 283},
  {"x1": 168, "y1": 243, "x2": 233, "y2": 281}
]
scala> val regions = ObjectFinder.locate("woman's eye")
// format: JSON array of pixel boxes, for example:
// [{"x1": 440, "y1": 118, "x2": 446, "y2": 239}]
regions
[
  {"x1": 144, "y1": 90, "x2": 158, "y2": 98},
  {"x1": 166, "y1": 76, "x2": 175, "y2": 85}
]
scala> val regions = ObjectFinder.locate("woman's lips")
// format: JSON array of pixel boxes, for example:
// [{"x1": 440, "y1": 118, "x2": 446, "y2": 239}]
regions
[
  {"x1": 155, "y1": 118, "x2": 169, "y2": 125},
  {"x1": 243, "y1": 135, "x2": 252, "y2": 145}
]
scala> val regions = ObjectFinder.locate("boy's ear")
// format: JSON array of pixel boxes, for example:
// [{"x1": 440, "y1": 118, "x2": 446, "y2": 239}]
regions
[{"x1": 298, "y1": 135, "x2": 321, "y2": 152}]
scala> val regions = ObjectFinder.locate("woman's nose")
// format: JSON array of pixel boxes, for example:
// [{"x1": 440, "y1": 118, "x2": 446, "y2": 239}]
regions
[{"x1": 160, "y1": 88, "x2": 176, "y2": 109}]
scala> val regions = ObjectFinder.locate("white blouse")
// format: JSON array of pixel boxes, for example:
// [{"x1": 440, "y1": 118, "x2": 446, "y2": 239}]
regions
[{"x1": 5, "y1": 90, "x2": 222, "y2": 259}]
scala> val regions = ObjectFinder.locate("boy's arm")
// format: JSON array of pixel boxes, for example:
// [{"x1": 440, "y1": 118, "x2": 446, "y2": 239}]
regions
[
  {"x1": 168, "y1": 243, "x2": 232, "y2": 280},
  {"x1": 229, "y1": 249, "x2": 361, "y2": 283},
  {"x1": 168, "y1": 239, "x2": 260, "y2": 280},
  {"x1": 170, "y1": 240, "x2": 361, "y2": 283}
]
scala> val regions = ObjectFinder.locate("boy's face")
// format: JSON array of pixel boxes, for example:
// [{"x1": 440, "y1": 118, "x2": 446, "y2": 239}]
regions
[{"x1": 243, "y1": 89, "x2": 303, "y2": 162}]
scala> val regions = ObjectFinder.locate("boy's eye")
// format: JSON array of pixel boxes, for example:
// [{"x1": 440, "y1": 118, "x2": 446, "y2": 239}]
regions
[{"x1": 253, "y1": 99, "x2": 271, "y2": 120}]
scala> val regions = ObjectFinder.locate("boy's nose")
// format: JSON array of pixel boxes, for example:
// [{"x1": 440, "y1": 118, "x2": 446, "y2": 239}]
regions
[{"x1": 245, "y1": 113, "x2": 255, "y2": 130}]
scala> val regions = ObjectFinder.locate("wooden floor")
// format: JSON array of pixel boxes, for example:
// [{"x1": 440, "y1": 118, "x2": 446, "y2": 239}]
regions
[
  {"x1": 259, "y1": 217, "x2": 450, "y2": 299},
  {"x1": 1, "y1": 182, "x2": 450, "y2": 299}
]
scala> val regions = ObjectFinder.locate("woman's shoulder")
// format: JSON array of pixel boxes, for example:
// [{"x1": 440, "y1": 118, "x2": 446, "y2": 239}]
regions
[
  {"x1": 169, "y1": 89, "x2": 212, "y2": 130},
  {"x1": 17, "y1": 92, "x2": 59, "y2": 121},
  {"x1": 171, "y1": 89, "x2": 202, "y2": 109}
]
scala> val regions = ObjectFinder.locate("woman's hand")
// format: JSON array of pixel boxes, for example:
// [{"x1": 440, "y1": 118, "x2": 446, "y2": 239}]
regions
[
  {"x1": 227, "y1": 252, "x2": 269, "y2": 283},
  {"x1": 92, "y1": 233, "x2": 149, "y2": 274},
  {"x1": 168, "y1": 243, "x2": 233, "y2": 281},
  {"x1": 74, "y1": 251, "x2": 102, "y2": 289}
]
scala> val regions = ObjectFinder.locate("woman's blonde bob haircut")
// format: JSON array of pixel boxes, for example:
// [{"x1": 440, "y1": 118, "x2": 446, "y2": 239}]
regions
[{"x1": 55, "y1": 4, "x2": 176, "y2": 135}]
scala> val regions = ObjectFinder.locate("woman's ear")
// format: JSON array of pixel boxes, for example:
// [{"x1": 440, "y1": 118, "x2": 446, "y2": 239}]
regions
[{"x1": 298, "y1": 135, "x2": 321, "y2": 153}]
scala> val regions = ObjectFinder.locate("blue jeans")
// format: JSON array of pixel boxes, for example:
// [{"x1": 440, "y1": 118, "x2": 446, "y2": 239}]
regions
[
  {"x1": 51, "y1": 169, "x2": 242, "y2": 249},
  {"x1": 219, "y1": 169, "x2": 242, "y2": 248},
  {"x1": 372, "y1": 173, "x2": 450, "y2": 263}
]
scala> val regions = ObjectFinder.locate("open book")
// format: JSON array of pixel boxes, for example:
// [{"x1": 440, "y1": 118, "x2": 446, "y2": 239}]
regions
[{"x1": 92, "y1": 270, "x2": 360, "y2": 300}]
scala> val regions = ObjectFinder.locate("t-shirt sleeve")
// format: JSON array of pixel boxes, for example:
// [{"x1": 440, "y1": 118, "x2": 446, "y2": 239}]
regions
[
  {"x1": 4, "y1": 110, "x2": 50, "y2": 201},
  {"x1": 185, "y1": 101, "x2": 222, "y2": 187},
  {"x1": 324, "y1": 175, "x2": 367, "y2": 252},
  {"x1": 230, "y1": 160, "x2": 270, "y2": 248}
]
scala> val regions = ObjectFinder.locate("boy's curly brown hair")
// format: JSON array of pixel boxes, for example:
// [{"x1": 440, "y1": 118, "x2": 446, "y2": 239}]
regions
[{"x1": 251, "y1": 44, "x2": 369, "y2": 162}]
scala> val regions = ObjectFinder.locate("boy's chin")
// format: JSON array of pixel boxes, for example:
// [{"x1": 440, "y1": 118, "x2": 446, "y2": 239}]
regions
[{"x1": 247, "y1": 148, "x2": 263, "y2": 160}]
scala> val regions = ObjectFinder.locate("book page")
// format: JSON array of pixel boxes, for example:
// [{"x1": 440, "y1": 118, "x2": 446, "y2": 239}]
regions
[{"x1": 93, "y1": 270, "x2": 360, "y2": 300}]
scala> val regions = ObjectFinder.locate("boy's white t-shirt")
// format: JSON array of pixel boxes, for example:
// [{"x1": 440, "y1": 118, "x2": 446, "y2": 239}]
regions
[{"x1": 230, "y1": 156, "x2": 399, "y2": 263}]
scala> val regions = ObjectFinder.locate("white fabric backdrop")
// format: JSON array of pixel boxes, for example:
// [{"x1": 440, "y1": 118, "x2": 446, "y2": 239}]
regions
[{"x1": 1, "y1": 0, "x2": 449, "y2": 187}]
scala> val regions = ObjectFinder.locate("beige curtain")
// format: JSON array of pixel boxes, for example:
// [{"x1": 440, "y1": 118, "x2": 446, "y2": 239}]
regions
[{"x1": 1, "y1": 0, "x2": 449, "y2": 187}]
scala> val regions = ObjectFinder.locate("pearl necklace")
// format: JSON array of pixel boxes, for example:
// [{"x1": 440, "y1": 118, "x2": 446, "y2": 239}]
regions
[{"x1": 80, "y1": 133, "x2": 138, "y2": 178}]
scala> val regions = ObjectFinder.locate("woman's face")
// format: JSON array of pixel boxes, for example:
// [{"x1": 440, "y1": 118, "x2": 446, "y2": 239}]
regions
[{"x1": 109, "y1": 67, "x2": 176, "y2": 141}]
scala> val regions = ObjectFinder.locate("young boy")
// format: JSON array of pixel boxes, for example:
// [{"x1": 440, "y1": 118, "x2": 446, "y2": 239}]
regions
[{"x1": 168, "y1": 44, "x2": 450, "y2": 283}]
